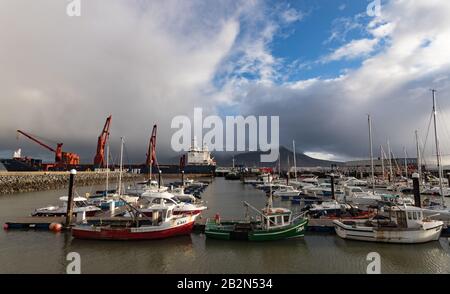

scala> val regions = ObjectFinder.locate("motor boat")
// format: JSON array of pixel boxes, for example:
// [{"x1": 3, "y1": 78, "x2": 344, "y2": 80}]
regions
[{"x1": 32, "y1": 196, "x2": 101, "y2": 217}]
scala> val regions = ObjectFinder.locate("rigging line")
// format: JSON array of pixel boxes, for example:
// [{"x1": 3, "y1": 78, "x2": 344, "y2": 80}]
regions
[
  {"x1": 435, "y1": 104, "x2": 450, "y2": 157},
  {"x1": 421, "y1": 110, "x2": 434, "y2": 165}
]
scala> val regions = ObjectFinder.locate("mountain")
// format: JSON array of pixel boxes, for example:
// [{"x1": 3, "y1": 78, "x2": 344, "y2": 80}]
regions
[
  {"x1": 216, "y1": 146, "x2": 342, "y2": 168},
  {"x1": 164, "y1": 146, "x2": 342, "y2": 168}
]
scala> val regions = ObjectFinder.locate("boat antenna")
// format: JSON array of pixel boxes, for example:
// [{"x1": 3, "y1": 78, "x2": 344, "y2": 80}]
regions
[{"x1": 431, "y1": 89, "x2": 445, "y2": 205}]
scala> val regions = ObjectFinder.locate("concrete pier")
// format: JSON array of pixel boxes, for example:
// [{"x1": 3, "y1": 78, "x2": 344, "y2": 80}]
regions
[{"x1": 0, "y1": 171, "x2": 145, "y2": 194}]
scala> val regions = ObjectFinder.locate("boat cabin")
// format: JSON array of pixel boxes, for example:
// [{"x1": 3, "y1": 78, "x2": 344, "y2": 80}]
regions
[
  {"x1": 390, "y1": 206, "x2": 427, "y2": 229},
  {"x1": 262, "y1": 208, "x2": 292, "y2": 229}
]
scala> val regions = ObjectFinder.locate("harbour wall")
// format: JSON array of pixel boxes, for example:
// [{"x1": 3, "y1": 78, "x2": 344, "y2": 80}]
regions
[
  {"x1": 0, "y1": 172, "x2": 146, "y2": 195},
  {"x1": 0, "y1": 171, "x2": 213, "y2": 195}
]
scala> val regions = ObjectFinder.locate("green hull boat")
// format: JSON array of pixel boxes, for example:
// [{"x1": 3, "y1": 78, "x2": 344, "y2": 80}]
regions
[{"x1": 205, "y1": 217, "x2": 308, "y2": 241}]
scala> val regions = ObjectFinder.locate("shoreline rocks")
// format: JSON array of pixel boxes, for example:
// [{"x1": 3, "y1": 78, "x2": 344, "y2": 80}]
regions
[{"x1": 0, "y1": 172, "x2": 146, "y2": 195}]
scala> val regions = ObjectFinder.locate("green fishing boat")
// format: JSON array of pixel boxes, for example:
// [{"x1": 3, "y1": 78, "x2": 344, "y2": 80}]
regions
[{"x1": 205, "y1": 201, "x2": 308, "y2": 241}]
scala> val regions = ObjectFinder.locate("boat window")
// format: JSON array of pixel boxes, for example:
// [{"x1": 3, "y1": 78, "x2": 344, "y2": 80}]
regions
[
  {"x1": 407, "y1": 212, "x2": 412, "y2": 220},
  {"x1": 413, "y1": 212, "x2": 417, "y2": 220},
  {"x1": 276, "y1": 215, "x2": 283, "y2": 225},
  {"x1": 283, "y1": 215, "x2": 290, "y2": 223},
  {"x1": 166, "y1": 210, "x2": 172, "y2": 219},
  {"x1": 268, "y1": 216, "x2": 276, "y2": 227}
]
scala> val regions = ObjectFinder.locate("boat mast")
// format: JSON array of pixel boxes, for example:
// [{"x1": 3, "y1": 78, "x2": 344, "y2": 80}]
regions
[
  {"x1": 431, "y1": 89, "x2": 445, "y2": 203},
  {"x1": 292, "y1": 140, "x2": 297, "y2": 180},
  {"x1": 403, "y1": 147, "x2": 408, "y2": 179},
  {"x1": 387, "y1": 139, "x2": 393, "y2": 182},
  {"x1": 105, "y1": 136, "x2": 109, "y2": 196},
  {"x1": 368, "y1": 115, "x2": 375, "y2": 193},
  {"x1": 415, "y1": 130, "x2": 422, "y2": 185},
  {"x1": 380, "y1": 145, "x2": 385, "y2": 181},
  {"x1": 118, "y1": 137, "x2": 124, "y2": 196},
  {"x1": 149, "y1": 139, "x2": 153, "y2": 182},
  {"x1": 267, "y1": 173, "x2": 273, "y2": 210}
]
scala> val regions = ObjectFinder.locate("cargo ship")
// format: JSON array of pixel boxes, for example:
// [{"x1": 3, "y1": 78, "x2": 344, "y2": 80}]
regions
[{"x1": 144, "y1": 138, "x2": 216, "y2": 175}]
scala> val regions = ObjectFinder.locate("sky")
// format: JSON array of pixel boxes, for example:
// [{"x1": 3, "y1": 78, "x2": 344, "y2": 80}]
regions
[{"x1": 1, "y1": 0, "x2": 450, "y2": 165}]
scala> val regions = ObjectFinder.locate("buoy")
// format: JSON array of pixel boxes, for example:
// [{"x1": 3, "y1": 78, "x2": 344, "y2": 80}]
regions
[
  {"x1": 49, "y1": 222, "x2": 62, "y2": 232},
  {"x1": 3, "y1": 223, "x2": 8, "y2": 230}
]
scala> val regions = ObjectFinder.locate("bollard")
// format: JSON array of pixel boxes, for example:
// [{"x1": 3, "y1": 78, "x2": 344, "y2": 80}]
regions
[
  {"x1": 412, "y1": 173, "x2": 421, "y2": 208},
  {"x1": 65, "y1": 169, "x2": 77, "y2": 227},
  {"x1": 181, "y1": 170, "x2": 185, "y2": 187},
  {"x1": 158, "y1": 170, "x2": 162, "y2": 189}
]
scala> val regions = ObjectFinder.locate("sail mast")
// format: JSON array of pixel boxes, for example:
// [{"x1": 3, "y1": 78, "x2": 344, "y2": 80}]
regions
[
  {"x1": 380, "y1": 145, "x2": 385, "y2": 181},
  {"x1": 292, "y1": 140, "x2": 297, "y2": 180},
  {"x1": 415, "y1": 130, "x2": 422, "y2": 185},
  {"x1": 387, "y1": 139, "x2": 393, "y2": 182},
  {"x1": 431, "y1": 89, "x2": 445, "y2": 203},
  {"x1": 368, "y1": 115, "x2": 375, "y2": 193},
  {"x1": 403, "y1": 147, "x2": 408, "y2": 179},
  {"x1": 118, "y1": 137, "x2": 124, "y2": 196}
]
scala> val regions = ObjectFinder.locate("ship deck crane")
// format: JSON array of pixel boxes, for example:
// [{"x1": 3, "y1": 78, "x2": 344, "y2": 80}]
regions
[
  {"x1": 93, "y1": 115, "x2": 112, "y2": 168},
  {"x1": 16, "y1": 130, "x2": 80, "y2": 167}
]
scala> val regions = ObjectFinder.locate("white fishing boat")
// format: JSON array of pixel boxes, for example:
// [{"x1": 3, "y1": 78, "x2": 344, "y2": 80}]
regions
[{"x1": 333, "y1": 205, "x2": 443, "y2": 243}]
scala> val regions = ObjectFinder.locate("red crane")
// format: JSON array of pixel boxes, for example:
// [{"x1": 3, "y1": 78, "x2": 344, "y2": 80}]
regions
[
  {"x1": 146, "y1": 124, "x2": 157, "y2": 167},
  {"x1": 93, "y1": 115, "x2": 112, "y2": 168},
  {"x1": 16, "y1": 130, "x2": 80, "y2": 167}
]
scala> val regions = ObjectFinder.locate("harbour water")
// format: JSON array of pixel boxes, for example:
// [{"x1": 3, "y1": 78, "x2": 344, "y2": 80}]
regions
[{"x1": 1, "y1": 178, "x2": 450, "y2": 274}]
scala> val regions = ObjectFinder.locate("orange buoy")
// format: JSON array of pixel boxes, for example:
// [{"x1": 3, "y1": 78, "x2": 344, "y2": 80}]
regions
[
  {"x1": 3, "y1": 223, "x2": 8, "y2": 230},
  {"x1": 49, "y1": 223, "x2": 62, "y2": 232}
]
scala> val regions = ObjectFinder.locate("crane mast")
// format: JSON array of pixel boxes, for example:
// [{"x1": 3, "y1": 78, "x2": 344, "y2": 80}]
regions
[{"x1": 93, "y1": 115, "x2": 112, "y2": 168}]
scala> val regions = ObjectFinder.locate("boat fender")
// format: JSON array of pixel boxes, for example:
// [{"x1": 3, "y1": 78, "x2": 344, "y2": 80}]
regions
[
  {"x1": 3, "y1": 223, "x2": 8, "y2": 230},
  {"x1": 215, "y1": 213, "x2": 221, "y2": 224},
  {"x1": 49, "y1": 223, "x2": 62, "y2": 232}
]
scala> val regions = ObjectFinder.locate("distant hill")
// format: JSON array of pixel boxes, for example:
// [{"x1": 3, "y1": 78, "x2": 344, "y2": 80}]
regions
[
  {"x1": 216, "y1": 146, "x2": 342, "y2": 168},
  {"x1": 165, "y1": 146, "x2": 342, "y2": 168}
]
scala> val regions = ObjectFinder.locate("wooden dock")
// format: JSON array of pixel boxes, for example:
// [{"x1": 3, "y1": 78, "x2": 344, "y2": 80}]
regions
[{"x1": 4, "y1": 217, "x2": 66, "y2": 230}]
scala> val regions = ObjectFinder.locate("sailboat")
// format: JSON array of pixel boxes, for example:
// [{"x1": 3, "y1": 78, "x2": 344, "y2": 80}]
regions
[
  {"x1": 420, "y1": 90, "x2": 450, "y2": 220},
  {"x1": 205, "y1": 175, "x2": 308, "y2": 241}
]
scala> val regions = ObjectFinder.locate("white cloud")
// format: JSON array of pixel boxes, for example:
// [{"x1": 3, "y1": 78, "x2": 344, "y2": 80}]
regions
[
  {"x1": 281, "y1": 8, "x2": 304, "y2": 23},
  {"x1": 323, "y1": 38, "x2": 378, "y2": 62}
]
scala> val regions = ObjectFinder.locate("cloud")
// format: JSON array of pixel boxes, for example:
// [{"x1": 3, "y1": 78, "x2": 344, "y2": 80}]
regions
[
  {"x1": 323, "y1": 38, "x2": 378, "y2": 62},
  {"x1": 229, "y1": 0, "x2": 450, "y2": 163},
  {"x1": 0, "y1": 0, "x2": 249, "y2": 163}
]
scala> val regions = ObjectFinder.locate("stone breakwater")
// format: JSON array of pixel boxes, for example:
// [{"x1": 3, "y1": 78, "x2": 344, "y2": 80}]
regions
[{"x1": 0, "y1": 172, "x2": 146, "y2": 195}]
